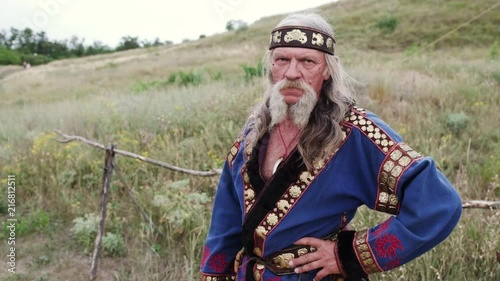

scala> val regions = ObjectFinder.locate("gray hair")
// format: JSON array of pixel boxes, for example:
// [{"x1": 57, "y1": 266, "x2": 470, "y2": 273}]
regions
[{"x1": 246, "y1": 12, "x2": 357, "y2": 170}]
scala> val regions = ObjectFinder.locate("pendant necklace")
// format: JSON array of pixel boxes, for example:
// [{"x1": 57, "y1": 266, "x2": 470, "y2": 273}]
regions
[{"x1": 272, "y1": 125, "x2": 301, "y2": 174}]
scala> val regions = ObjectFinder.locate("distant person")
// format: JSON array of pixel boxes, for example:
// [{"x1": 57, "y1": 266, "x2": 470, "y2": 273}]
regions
[
  {"x1": 22, "y1": 61, "x2": 31, "y2": 69},
  {"x1": 200, "y1": 12, "x2": 462, "y2": 281}
]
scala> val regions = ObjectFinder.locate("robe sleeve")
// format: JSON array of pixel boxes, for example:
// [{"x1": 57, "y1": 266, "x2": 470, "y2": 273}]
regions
[
  {"x1": 200, "y1": 118, "x2": 255, "y2": 280},
  {"x1": 200, "y1": 160, "x2": 243, "y2": 281},
  {"x1": 336, "y1": 109, "x2": 462, "y2": 278},
  {"x1": 338, "y1": 155, "x2": 462, "y2": 277}
]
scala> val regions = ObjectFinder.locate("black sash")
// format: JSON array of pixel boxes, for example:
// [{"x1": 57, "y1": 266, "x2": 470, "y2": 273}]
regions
[{"x1": 241, "y1": 138, "x2": 307, "y2": 280}]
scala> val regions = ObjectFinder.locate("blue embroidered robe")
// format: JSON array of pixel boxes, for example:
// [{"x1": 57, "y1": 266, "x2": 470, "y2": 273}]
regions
[{"x1": 200, "y1": 107, "x2": 462, "y2": 281}]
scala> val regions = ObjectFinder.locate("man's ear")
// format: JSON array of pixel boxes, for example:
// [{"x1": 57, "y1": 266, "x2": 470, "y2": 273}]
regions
[{"x1": 322, "y1": 69, "x2": 330, "y2": 80}]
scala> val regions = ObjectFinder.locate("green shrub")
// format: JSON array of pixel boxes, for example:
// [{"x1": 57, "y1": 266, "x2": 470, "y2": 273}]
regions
[
  {"x1": 376, "y1": 15, "x2": 399, "y2": 33},
  {"x1": 102, "y1": 232, "x2": 127, "y2": 257},
  {"x1": 132, "y1": 71, "x2": 205, "y2": 91},
  {"x1": 71, "y1": 213, "x2": 99, "y2": 254},
  {"x1": 0, "y1": 46, "x2": 21, "y2": 65},
  {"x1": 0, "y1": 210, "x2": 51, "y2": 239},
  {"x1": 71, "y1": 212, "x2": 127, "y2": 256},
  {"x1": 445, "y1": 112, "x2": 470, "y2": 135},
  {"x1": 404, "y1": 44, "x2": 421, "y2": 57},
  {"x1": 177, "y1": 70, "x2": 203, "y2": 86},
  {"x1": 167, "y1": 72, "x2": 177, "y2": 84},
  {"x1": 242, "y1": 61, "x2": 263, "y2": 81},
  {"x1": 19, "y1": 53, "x2": 53, "y2": 66},
  {"x1": 489, "y1": 41, "x2": 499, "y2": 59},
  {"x1": 151, "y1": 179, "x2": 211, "y2": 240},
  {"x1": 492, "y1": 72, "x2": 500, "y2": 85},
  {"x1": 131, "y1": 80, "x2": 151, "y2": 93}
]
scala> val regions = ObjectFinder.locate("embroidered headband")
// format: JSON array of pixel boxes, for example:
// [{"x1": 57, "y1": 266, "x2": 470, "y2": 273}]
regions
[{"x1": 269, "y1": 26, "x2": 336, "y2": 55}]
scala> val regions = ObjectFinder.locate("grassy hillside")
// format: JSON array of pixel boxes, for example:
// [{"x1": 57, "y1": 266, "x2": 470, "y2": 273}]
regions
[
  {"x1": 1, "y1": 0, "x2": 498, "y2": 106},
  {"x1": 0, "y1": 0, "x2": 499, "y2": 280}
]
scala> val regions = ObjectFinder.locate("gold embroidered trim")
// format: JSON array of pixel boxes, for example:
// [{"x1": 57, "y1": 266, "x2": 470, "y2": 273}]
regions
[
  {"x1": 246, "y1": 127, "x2": 351, "y2": 256},
  {"x1": 271, "y1": 31, "x2": 282, "y2": 44},
  {"x1": 343, "y1": 107, "x2": 423, "y2": 214},
  {"x1": 354, "y1": 230, "x2": 382, "y2": 274},
  {"x1": 242, "y1": 131, "x2": 258, "y2": 215},
  {"x1": 284, "y1": 29, "x2": 308, "y2": 44},
  {"x1": 200, "y1": 274, "x2": 236, "y2": 281},
  {"x1": 376, "y1": 143, "x2": 422, "y2": 214},
  {"x1": 258, "y1": 128, "x2": 350, "y2": 232},
  {"x1": 226, "y1": 140, "x2": 241, "y2": 168},
  {"x1": 343, "y1": 107, "x2": 395, "y2": 154},
  {"x1": 253, "y1": 263, "x2": 266, "y2": 281},
  {"x1": 312, "y1": 33, "x2": 324, "y2": 46},
  {"x1": 242, "y1": 166, "x2": 254, "y2": 214}
]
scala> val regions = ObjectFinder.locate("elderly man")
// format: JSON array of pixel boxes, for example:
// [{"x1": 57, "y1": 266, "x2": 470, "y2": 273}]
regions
[{"x1": 200, "y1": 12, "x2": 462, "y2": 281}]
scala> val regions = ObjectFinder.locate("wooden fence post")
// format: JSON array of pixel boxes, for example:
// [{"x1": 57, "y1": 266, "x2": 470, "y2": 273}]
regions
[{"x1": 90, "y1": 145, "x2": 116, "y2": 281}]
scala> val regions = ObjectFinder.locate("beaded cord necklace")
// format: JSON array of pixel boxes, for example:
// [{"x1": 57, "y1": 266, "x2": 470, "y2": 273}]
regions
[{"x1": 272, "y1": 125, "x2": 301, "y2": 173}]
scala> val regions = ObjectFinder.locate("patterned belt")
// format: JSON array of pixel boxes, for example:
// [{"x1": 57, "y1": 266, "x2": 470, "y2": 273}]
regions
[
  {"x1": 236, "y1": 230, "x2": 343, "y2": 278},
  {"x1": 259, "y1": 243, "x2": 319, "y2": 275}
]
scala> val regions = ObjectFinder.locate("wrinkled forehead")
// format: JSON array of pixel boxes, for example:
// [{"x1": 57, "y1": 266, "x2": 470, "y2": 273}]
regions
[{"x1": 271, "y1": 47, "x2": 326, "y2": 59}]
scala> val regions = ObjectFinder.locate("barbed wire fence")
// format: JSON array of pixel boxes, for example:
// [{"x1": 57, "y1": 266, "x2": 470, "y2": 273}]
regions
[
  {"x1": 54, "y1": 130, "x2": 222, "y2": 280},
  {"x1": 54, "y1": 130, "x2": 499, "y2": 280}
]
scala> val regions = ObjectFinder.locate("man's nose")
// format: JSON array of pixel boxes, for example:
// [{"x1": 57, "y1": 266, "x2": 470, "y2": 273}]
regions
[{"x1": 284, "y1": 59, "x2": 301, "y2": 80}]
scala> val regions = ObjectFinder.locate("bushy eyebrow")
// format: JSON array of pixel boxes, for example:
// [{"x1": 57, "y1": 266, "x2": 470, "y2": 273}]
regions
[
  {"x1": 300, "y1": 56, "x2": 318, "y2": 62},
  {"x1": 272, "y1": 51, "x2": 288, "y2": 58},
  {"x1": 272, "y1": 50, "x2": 323, "y2": 61}
]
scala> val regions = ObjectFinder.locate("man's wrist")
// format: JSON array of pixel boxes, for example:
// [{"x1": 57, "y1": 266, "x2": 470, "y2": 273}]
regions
[
  {"x1": 337, "y1": 230, "x2": 369, "y2": 279},
  {"x1": 333, "y1": 240, "x2": 346, "y2": 277}
]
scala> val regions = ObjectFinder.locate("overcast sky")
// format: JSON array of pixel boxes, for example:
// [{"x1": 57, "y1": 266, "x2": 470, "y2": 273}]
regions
[{"x1": 1, "y1": 0, "x2": 336, "y2": 47}]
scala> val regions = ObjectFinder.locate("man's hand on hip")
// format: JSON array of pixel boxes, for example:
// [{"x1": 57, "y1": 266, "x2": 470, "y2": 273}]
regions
[{"x1": 288, "y1": 237, "x2": 343, "y2": 281}]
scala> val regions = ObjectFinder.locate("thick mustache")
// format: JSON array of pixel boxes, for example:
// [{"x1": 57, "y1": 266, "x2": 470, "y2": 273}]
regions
[{"x1": 280, "y1": 80, "x2": 305, "y2": 90}]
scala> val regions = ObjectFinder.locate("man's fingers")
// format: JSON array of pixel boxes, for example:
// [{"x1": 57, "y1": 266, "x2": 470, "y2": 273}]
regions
[
  {"x1": 289, "y1": 251, "x2": 319, "y2": 267},
  {"x1": 294, "y1": 237, "x2": 323, "y2": 247},
  {"x1": 290, "y1": 237, "x2": 342, "y2": 278},
  {"x1": 314, "y1": 268, "x2": 330, "y2": 281},
  {"x1": 293, "y1": 259, "x2": 323, "y2": 274}
]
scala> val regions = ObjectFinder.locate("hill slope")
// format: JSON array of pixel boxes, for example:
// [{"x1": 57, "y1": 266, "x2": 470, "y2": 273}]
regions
[{"x1": 0, "y1": 0, "x2": 498, "y2": 106}]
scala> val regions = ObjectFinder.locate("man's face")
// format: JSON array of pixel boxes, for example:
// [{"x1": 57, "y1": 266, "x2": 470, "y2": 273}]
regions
[{"x1": 271, "y1": 47, "x2": 330, "y2": 104}]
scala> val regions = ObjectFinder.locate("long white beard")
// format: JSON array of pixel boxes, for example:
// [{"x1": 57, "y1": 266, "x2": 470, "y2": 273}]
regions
[{"x1": 268, "y1": 79, "x2": 318, "y2": 129}]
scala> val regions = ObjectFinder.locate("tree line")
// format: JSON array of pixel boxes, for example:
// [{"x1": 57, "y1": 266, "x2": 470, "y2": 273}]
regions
[{"x1": 0, "y1": 27, "x2": 174, "y2": 66}]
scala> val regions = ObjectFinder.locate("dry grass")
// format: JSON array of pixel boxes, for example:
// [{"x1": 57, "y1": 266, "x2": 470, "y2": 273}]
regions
[{"x1": 1, "y1": 46, "x2": 497, "y2": 280}]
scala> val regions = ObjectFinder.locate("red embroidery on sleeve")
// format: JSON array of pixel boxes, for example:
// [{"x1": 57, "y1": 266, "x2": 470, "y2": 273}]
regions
[
  {"x1": 267, "y1": 277, "x2": 281, "y2": 281},
  {"x1": 208, "y1": 253, "x2": 229, "y2": 272},
  {"x1": 374, "y1": 234, "x2": 404, "y2": 258},
  {"x1": 384, "y1": 259, "x2": 401, "y2": 270},
  {"x1": 201, "y1": 246, "x2": 210, "y2": 267}
]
